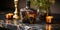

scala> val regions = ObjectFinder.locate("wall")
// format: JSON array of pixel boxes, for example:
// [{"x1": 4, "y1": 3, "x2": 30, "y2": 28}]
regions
[
  {"x1": 50, "y1": 0, "x2": 60, "y2": 14},
  {"x1": 18, "y1": 0, "x2": 26, "y2": 9}
]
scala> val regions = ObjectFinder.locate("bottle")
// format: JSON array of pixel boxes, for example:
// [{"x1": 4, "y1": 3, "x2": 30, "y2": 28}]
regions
[{"x1": 26, "y1": 0, "x2": 30, "y2": 9}]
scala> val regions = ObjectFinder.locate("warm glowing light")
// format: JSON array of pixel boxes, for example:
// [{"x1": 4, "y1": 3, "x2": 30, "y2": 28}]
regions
[
  {"x1": 14, "y1": 0, "x2": 18, "y2": 1},
  {"x1": 46, "y1": 24, "x2": 52, "y2": 30},
  {"x1": 46, "y1": 16, "x2": 53, "y2": 23},
  {"x1": 6, "y1": 13, "x2": 13, "y2": 19},
  {"x1": 49, "y1": 25, "x2": 51, "y2": 30}
]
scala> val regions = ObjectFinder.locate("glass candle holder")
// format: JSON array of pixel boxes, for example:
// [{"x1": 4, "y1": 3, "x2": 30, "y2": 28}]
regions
[
  {"x1": 46, "y1": 16, "x2": 53, "y2": 23},
  {"x1": 6, "y1": 13, "x2": 13, "y2": 19}
]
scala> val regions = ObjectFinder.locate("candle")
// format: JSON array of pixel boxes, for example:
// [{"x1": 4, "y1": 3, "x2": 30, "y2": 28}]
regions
[
  {"x1": 6, "y1": 13, "x2": 13, "y2": 19},
  {"x1": 46, "y1": 16, "x2": 53, "y2": 23}
]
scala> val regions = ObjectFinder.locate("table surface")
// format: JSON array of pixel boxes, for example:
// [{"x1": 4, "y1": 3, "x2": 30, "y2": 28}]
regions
[{"x1": 0, "y1": 20, "x2": 60, "y2": 30}]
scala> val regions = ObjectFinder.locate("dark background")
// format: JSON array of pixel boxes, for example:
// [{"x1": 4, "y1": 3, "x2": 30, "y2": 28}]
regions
[
  {"x1": 0, "y1": 0, "x2": 14, "y2": 12},
  {"x1": 0, "y1": 0, "x2": 26, "y2": 12}
]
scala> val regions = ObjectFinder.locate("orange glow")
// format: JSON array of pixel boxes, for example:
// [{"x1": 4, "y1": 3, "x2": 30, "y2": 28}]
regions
[
  {"x1": 46, "y1": 24, "x2": 52, "y2": 30},
  {"x1": 6, "y1": 13, "x2": 13, "y2": 19},
  {"x1": 46, "y1": 16, "x2": 53, "y2": 23}
]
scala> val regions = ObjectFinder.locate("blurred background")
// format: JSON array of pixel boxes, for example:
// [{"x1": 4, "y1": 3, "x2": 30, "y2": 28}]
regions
[
  {"x1": 0, "y1": 0, "x2": 60, "y2": 24},
  {"x1": 0, "y1": 0, "x2": 60, "y2": 30}
]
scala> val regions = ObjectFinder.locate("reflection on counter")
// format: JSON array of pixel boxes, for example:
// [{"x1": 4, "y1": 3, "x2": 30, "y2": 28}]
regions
[{"x1": 46, "y1": 24, "x2": 52, "y2": 30}]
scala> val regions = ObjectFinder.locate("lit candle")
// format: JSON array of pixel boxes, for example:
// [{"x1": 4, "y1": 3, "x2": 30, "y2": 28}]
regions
[
  {"x1": 46, "y1": 16, "x2": 53, "y2": 23},
  {"x1": 6, "y1": 13, "x2": 13, "y2": 19}
]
